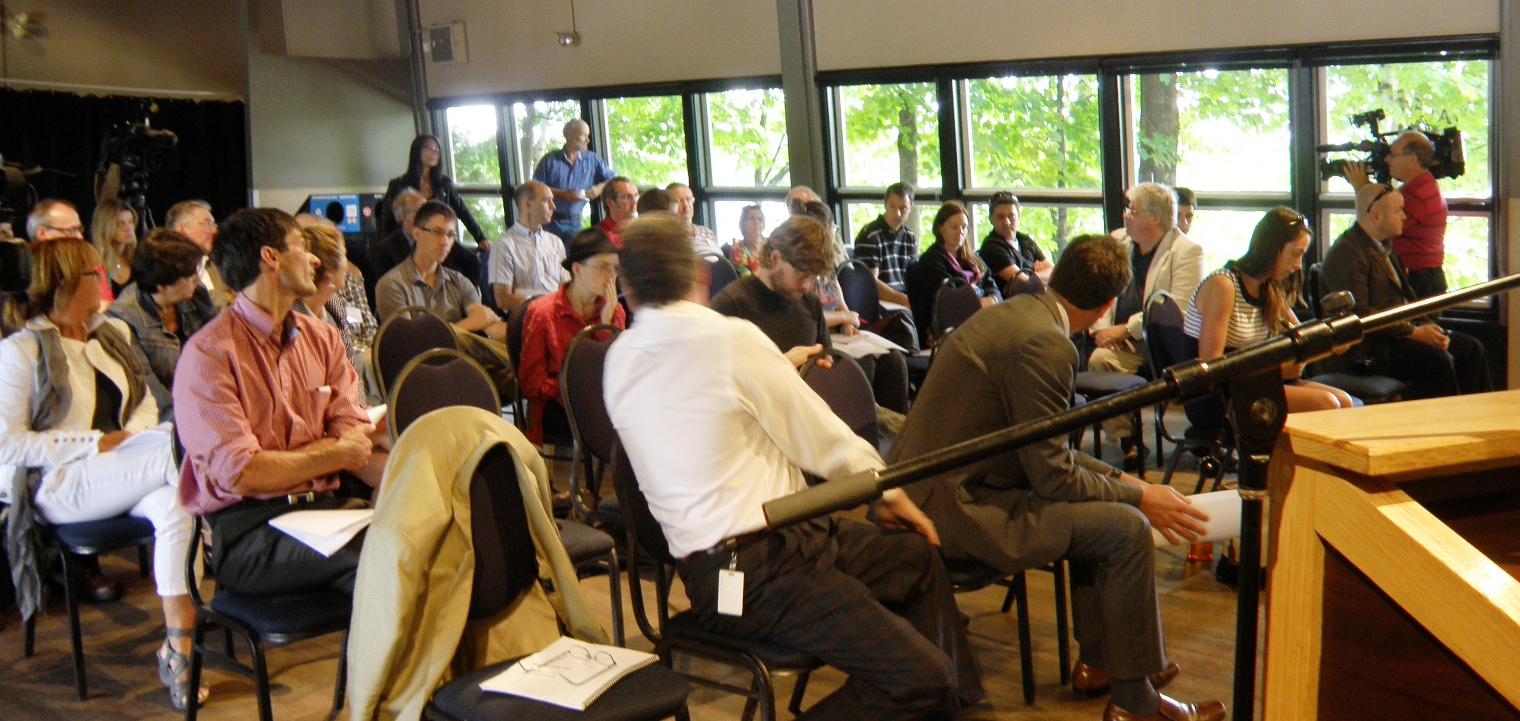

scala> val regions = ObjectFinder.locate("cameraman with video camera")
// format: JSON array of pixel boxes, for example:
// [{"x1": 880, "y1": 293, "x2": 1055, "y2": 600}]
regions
[{"x1": 1344, "y1": 130, "x2": 1448, "y2": 298}]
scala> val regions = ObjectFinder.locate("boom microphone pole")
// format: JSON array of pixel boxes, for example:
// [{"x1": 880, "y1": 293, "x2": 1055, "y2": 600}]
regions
[{"x1": 762, "y1": 273, "x2": 1520, "y2": 721}]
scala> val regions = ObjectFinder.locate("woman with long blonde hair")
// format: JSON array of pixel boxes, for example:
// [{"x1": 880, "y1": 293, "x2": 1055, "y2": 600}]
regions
[{"x1": 89, "y1": 198, "x2": 138, "y2": 296}]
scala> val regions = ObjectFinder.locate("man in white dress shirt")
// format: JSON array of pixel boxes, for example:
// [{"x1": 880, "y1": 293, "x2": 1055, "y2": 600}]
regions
[
  {"x1": 489, "y1": 181, "x2": 568, "y2": 314},
  {"x1": 605, "y1": 214, "x2": 983, "y2": 720}
]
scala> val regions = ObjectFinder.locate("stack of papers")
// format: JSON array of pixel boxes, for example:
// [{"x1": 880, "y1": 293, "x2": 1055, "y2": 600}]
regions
[
  {"x1": 479, "y1": 636, "x2": 658, "y2": 710},
  {"x1": 831, "y1": 329, "x2": 909, "y2": 359},
  {"x1": 268, "y1": 509, "x2": 373, "y2": 557},
  {"x1": 1151, "y1": 490, "x2": 1241, "y2": 547}
]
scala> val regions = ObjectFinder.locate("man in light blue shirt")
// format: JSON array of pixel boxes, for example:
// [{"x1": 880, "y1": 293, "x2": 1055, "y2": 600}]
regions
[{"x1": 532, "y1": 119, "x2": 615, "y2": 246}]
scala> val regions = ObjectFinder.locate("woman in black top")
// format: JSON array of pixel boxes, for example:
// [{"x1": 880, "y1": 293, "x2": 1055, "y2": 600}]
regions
[
  {"x1": 908, "y1": 200, "x2": 1001, "y2": 345},
  {"x1": 376, "y1": 134, "x2": 487, "y2": 244}
]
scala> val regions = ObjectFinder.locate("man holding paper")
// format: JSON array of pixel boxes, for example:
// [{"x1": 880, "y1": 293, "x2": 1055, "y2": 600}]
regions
[
  {"x1": 891, "y1": 235, "x2": 1223, "y2": 721},
  {"x1": 175, "y1": 208, "x2": 384, "y2": 595}
]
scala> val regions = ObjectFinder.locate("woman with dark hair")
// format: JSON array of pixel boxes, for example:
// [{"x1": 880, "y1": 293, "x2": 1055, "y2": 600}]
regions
[
  {"x1": 0, "y1": 238, "x2": 203, "y2": 709},
  {"x1": 108, "y1": 229, "x2": 217, "y2": 413},
  {"x1": 907, "y1": 200, "x2": 1001, "y2": 344},
  {"x1": 1182, "y1": 206, "x2": 1355, "y2": 431},
  {"x1": 376, "y1": 134, "x2": 488, "y2": 244},
  {"x1": 90, "y1": 198, "x2": 138, "y2": 296},
  {"x1": 518, "y1": 228, "x2": 626, "y2": 445}
]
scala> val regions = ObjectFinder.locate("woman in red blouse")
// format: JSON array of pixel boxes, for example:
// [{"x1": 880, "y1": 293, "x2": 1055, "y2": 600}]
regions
[{"x1": 519, "y1": 229, "x2": 626, "y2": 444}]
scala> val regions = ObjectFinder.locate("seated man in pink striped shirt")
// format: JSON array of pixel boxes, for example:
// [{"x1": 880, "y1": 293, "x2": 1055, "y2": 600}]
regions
[{"x1": 173, "y1": 208, "x2": 384, "y2": 595}]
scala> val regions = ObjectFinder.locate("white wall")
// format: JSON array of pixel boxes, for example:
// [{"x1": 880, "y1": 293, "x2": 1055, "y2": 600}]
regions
[
  {"x1": 246, "y1": 5, "x2": 417, "y2": 211},
  {"x1": 814, "y1": 0, "x2": 1500, "y2": 71},
  {"x1": 418, "y1": 0, "x2": 1500, "y2": 99},
  {"x1": 0, "y1": 0, "x2": 242, "y2": 97},
  {"x1": 419, "y1": 0, "x2": 782, "y2": 98}
]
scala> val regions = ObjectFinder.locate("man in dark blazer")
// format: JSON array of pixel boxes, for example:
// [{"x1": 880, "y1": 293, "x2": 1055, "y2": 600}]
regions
[
  {"x1": 1320, "y1": 183, "x2": 1490, "y2": 399},
  {"x1": 891, "y1": 234, "x2": 1222, "y2": 721}
]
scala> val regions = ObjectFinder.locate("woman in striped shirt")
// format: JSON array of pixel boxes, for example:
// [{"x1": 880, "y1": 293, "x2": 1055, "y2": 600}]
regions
[{"x1": 1182, "y1": 207, "x2": 1354, "y2": 431}]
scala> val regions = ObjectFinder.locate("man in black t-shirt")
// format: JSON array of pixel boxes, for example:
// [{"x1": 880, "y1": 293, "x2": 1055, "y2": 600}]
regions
[{"x1": 977, "y1": 191, "x2": 1052, "y2": 290}]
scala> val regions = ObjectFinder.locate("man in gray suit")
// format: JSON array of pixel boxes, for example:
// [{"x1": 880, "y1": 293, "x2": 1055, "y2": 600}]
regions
[{"x1": 891, "y1": 234, "x2": 1223, "y2": 721}]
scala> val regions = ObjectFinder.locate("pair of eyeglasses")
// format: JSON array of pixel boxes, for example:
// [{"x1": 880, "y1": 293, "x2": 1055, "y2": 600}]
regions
[
  {"x1": 1361, "y1": 185, "x2": 1395, "y2": 215},
  {"x1": 586, "y1": 262, "x2": 620, "y2": 274},
  {"x1": 418, "y1": 226, "x2": 458, "y2": 241},
  {"x1": 518, "y1": 646, "x2": 617, "y2": 686}
]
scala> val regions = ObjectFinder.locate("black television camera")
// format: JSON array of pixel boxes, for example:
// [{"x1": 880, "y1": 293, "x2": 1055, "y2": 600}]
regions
[
  {"x1": 1317, "y1": 108, "x2": 1464, "y2": 185},
  {"x1": 94, "y1": 102, "x2": 178, "y2": 228}
]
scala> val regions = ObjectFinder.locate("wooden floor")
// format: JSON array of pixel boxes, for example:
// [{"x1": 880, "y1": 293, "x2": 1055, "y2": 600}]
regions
[{"x1": 0, "y1": 410, "x2": 1260, "y2": 721}]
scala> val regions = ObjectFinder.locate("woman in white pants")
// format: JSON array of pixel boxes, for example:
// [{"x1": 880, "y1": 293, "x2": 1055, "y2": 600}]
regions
[{"x1": 0, "y1": 237, "x2": 203, "y2": 709}]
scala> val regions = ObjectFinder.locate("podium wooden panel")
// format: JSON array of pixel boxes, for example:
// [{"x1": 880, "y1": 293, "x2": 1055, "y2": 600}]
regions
[{"x1": 1263, "y1": 389, "x2": 1520, "y2": 720}]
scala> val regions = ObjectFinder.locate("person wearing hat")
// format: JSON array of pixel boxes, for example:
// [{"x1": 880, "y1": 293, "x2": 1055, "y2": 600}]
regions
[{"x1": 518, "y1": 228, "x2": 626, "y2": 444}]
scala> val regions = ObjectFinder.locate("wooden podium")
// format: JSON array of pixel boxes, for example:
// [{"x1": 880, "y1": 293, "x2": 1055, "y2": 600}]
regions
[{"x1": 1263, "y1": 389, "x2": 1520, "y2": 719}]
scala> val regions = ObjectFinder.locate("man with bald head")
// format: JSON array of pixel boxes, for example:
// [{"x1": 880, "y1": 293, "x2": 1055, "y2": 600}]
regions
[
  {"x1": 490, "y1": 180, "x2": 567, "y2": 313},
  {"x1": 1321, "y1": 183, "x2": 1489, "y2": 400},
  {"x1": 532, "y1": 118, "x2": 615, "y2": 245},
  {"x1": 785, "y1": 185, "x2": 821, "y2": 214}
]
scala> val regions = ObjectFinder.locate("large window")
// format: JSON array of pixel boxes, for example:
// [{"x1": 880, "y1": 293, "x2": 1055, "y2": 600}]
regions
[
  {"x1": 966, "y1": 75, "x2": 1102, "y2": 192},
  {"x1": 707, "y1": 88, "x2": 790, "y2": 188},
  {"x1": 1131, "y1": 68, "x2": 1291, "y2": 193},
  {"x1": 836, "y1": 82, "x2": 941, "y2": 190},
  {"x1": 443, "y1": 104, "x2": 504, "y2": 242},
  {"x1": 604, "y1": 95, "x2": 688, "y2": 188},
  {"x1": 511, "y1": 100, "x2": 579, "y2": 183}
]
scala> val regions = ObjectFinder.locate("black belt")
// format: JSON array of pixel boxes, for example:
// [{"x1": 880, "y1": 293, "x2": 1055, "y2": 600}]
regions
[
  {"x1": 226, "y1": 490, "x2": 334, "y2": 509},
  {"x1": 683, "y1": 528, "x2": 773, "y2": 562}
]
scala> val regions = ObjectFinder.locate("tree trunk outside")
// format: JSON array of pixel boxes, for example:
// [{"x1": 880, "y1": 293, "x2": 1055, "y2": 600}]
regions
[
  {"x1": 1138, "y1": 74, "x2": 1180, "y2": 186},
  {"x1": 896, "y1": 92, "x2": 922, "y2": 244}
]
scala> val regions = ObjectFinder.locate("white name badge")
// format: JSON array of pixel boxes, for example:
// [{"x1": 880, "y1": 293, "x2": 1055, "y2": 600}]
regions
[
  {"x1": 717, "y1": 568, "x2": 744, "y2": 616},
  {"x1": 345, "y1": 305, "x2": 363, "y2": 326}
]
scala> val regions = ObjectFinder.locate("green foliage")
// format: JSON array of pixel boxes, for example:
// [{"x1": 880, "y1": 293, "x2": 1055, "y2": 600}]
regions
[
  {"x1": 967, "y1": 75, "x2": 1101, "y2": 190},
  {"x1": 1325, "y1": 60, "x2": 1491, "y2": 196},
  {"x1": 514, "y1": 101, "x2": 580, "y2": 181},
  {"x1": 462, "y1": 196, "x2": 506, "y2": 241},
  {"x1": 605, "y1": 96, "x2": 688, "y2": 187},
  {"x1": 445, "y1": 105, "x2": 501, "y2": 187},
  {"x1": 708, "y1": 89, "x2": 790, "y2": 187},
  {"x1": 838, "y1": 83, "x2": 940, "y2": 187}
]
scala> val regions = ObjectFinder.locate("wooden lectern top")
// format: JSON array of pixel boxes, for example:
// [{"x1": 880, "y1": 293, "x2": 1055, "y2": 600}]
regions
[{"x1": 1282, "y1": 388, "x2": 1520, "y2": 480}]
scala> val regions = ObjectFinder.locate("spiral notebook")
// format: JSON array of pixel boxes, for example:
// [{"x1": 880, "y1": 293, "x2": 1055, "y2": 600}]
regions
[{"x1": 478, "y1": 637, "x2": 658, "y2": 710}]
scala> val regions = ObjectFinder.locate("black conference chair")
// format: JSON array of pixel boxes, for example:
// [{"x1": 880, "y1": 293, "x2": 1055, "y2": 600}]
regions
[
  {"x1": 1002, "y1": 269, "x2": 1045, "y2": 298},
  {"x1": 932, "y1": 278, "x2": 983, "y2": 340},
  {"x1": 836, "y1": 259, "x2": 880, "y2": 325},
  {"x1": 1142, "y1": 293, "x2": 1235, "y2": 493},
  {"x1": 706, "y1": 255, "x2": 741, "y2": 299},
  {"x1": 1302, "y1": 263, "x2": 1406, "y2": 404},
  {"x1": 372, "y1": 306, "x2": 457, "y2": 397},
  {"x1": 940, "y1": 558, "x2": 1071, "y2": 705},
  {"x1": 21, "y1": 515, "x2": 154, "y2": 700},
  {"x1": 422, "y1": 443, "x2": 690, "y2": 721},
  {"x1": 391, "y1": 348, "x2": 626, "y2": 647},
  {"x1": 560, "y1": 324, "x2": 626, "y2": 528},
  {"x1": 610, "y1": 441, "x2": 820, "y2": 721},
  {"x1": 800, "y1": 350, "x2": 877, "y2": 448},
  {"x1": 183, "y1": 515, "x2": 352, "y2": 721}
]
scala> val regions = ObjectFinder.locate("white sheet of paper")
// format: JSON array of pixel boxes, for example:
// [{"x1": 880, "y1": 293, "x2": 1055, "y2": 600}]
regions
[
  {"x1": 1152, "y1": 490, "x2": 1242, "y2": 547},
  {"x1": 365, "y1": 404, "x2": 386, "y2": 425},
  {"x1": 268, "y1": 509, "x2": 373, "y2": 557},
  {"x1": 478, "y1": 636, "x2": 659, "y2": 710},
  {"x1": 830, "y1": 329, "x2": 909, "y2": 359}
]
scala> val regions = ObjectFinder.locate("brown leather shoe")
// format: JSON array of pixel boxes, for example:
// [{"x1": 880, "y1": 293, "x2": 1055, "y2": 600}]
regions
[
  {"x1": 1072, "y1": 661, "x2": 1180, "y2": 698},
  {"x1": 1103, "y1": 694, "x2": 1226, "y2": 721}
]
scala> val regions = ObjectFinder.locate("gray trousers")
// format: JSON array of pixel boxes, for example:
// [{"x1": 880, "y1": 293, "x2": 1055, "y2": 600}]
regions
[{"x1": 1063, "y1": 500, "x2": 1167, "y2": 682}]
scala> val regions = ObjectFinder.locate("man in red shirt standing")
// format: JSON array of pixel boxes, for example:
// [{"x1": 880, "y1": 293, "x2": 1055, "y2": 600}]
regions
[{"x1": 1348, "y1": 130, "x2": 1448, "y2": 298}]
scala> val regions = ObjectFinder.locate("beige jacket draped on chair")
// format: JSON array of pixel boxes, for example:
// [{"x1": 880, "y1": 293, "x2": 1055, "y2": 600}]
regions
[{"x1": 347, "y1": 406, "x2": 605, "y2": 721}]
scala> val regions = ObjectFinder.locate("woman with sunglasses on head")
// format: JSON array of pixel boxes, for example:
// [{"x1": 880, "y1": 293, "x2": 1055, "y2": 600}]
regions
[
  {"x1": 1182, "y1": 206, "x2": 1355, "y2": 434},
  {"x1": 376, "y1": 135, "x2": 488, "y2": 247},
  {"x1": 518, "y1": 228, "x2": 625, "y2": 445}
]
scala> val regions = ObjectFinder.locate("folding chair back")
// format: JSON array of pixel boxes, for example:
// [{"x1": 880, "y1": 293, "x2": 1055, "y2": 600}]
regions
[
  {"x1": 388, "y1": 349, "x2": 501, "y2": 442},
  {"x1": 706, "y1": 256, "x2": 741, "y2": 299},
  {"x1": 800, "y1": 349, "x2": 878, "y2": 447},
  {"x1": 836, "y1": 259, "x2": 880, "y2": 323},
  {"x1": 933, "y1": 278, "x2": 982, "y2": 339},
  {"x1": 373, "y1": 307, "x2": 456, "y2": 396}
]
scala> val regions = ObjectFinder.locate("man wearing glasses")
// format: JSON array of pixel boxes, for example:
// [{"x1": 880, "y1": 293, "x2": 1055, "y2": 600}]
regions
[
  {"x1": 595, "y1": 177, "x2": 638, "y2": 247},
  {"x1": 166, "y1": 200, "x2": 235, "y2": 308},
  {"x1": 1094, "y1": 183, "x2": 1203, "y2": 471},
  {"x1": 1321, "y1": 183, "x2": 1490, "y2": 399},
  {"x1": 1345, "y1": 130, "x2": 1448, "y2": 299}
]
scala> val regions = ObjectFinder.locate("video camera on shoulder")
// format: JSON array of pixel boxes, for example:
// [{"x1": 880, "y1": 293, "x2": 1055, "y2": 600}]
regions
[{"x1": 1316, "y1": 108, "x2": 1464, "y2": 184}]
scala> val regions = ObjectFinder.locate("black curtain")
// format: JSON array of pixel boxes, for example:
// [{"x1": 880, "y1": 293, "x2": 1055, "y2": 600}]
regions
[{"x1": 0, "y1": 88, "x2": 247, "y2": 230}]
